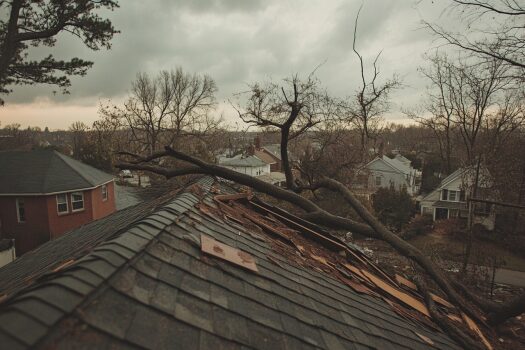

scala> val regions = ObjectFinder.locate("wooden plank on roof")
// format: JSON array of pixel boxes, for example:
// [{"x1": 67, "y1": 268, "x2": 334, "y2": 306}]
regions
[{"x1": 361, "y1": 269, "x2": 430, "y2": 318}]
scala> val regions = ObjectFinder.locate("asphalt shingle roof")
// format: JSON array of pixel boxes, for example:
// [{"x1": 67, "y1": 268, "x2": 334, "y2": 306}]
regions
[
  {"x1": 262, "y1": 144, "x2": 281, "y2": 160},
  {"x1": 0, "y1": 176, "x2": 471, "y2": 349},
  {"x1": 220, "y1": 155, "x2": 267, "y2": 167},
  {"x1": 0, "y1": 150, "x2": 114, "y2": 194}
]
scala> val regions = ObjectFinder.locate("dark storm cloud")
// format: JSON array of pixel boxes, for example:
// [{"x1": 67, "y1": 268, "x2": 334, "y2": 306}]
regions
[{"x1": 3, "y1": 0, "x2": 452, "y2": 125}]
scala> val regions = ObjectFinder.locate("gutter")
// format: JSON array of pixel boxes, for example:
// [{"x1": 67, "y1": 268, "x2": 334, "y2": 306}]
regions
[{"x1": 0, "y1": 179, "x2": 114, "y2": 197}]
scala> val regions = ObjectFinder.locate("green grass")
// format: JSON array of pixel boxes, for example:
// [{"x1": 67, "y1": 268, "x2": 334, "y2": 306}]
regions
[{"x1": 409, "y1": 233, "x2": 525, "y2": 272}]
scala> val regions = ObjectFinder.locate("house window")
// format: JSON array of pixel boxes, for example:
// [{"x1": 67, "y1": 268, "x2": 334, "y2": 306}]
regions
[
  {"x1": 71, "y1": 192, "x2": 84, "y2": 212},
  {"x1": 375, "y1": 176, "x2": 381, "y2": 187},
  {"x1": 441, "y1": 189, "x2": 448, "y2": 200},
  {"x1": 101, "y1": 185, "x2": 108, "y2": 201},
  {"x1": 57, "y1": 194, "x2": 68, "y2": 214},
  {"x1": 448, "y1": 191, "x2": 457, "y2": 201},
  {"x1": 16, "y1": 199, "x2": 26, "y2": 223}
]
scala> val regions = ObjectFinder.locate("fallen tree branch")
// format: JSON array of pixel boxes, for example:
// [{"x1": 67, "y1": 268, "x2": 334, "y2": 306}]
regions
[
  {"x1": 117, "y1": 146, "x2": 377, "y2": 237},
  {"x1": 487, "y1": 293, "x2": 525, "y2": 326},
  {"x1": 315, "y1": 177, "x2": 483, "y2": 321},
  {"x1": 452, "y1": 272, "x2": 525, "y2": 326},
  {"x1": 116, "y1": 150, "x2": 168, "y2": 164},
  {"x1": 115, "y1": 162, "x2": 202, "y2": 178},
  {"x1": 415, "y1": 276, "x2": 485, "y2": 350},
  {"x1": 115, "y1": 147, "x2": 522, "y2": 327}
]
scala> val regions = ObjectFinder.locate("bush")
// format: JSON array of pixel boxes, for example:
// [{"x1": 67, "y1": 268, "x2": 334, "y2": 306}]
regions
[
  {"x1": 433, "y1": 218, "x2": 465, "y2": 238},
  {"x1": 401, "y1": 214, "x2": 433, "y2": 239},
  {"x1": 372, "y1": 185, "x2": 415, "y2": 232}
]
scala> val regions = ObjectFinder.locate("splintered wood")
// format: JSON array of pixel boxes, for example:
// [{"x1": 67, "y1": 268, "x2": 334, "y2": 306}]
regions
[{"x1": 201, "y1": 235, "x2": 258, "y2": 272}]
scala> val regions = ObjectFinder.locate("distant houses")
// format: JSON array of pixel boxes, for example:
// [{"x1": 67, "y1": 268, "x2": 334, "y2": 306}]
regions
[
  {"x1": 0, "y1": 149, "x2": 116, "y2": 256},
  {"x1": 217, "y1": 137, "x2": 286, "y2": 186},
  {"x1": 219, "y1": 155, "x2": 270, "y2": 176},
  {"x1": 353, "y1": 154, "x2": 422, "y2": 198}
]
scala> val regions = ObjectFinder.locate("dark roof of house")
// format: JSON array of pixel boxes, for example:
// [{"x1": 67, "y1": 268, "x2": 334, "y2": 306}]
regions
[
  {"x1": 262, "y1": 144, "x2": 281, "y2": 160},
  {"x1": 254, "y1": 149, "x2": 277, "y2": 165},
  {"x1": 0, "y1": 150, "x2": 114, "y2": 195},
  {"x1": 0, "y1": 176, "x2": 486, "y2": 349}
]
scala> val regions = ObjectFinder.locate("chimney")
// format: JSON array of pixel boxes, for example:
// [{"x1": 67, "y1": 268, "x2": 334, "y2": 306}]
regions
[{"x1": 254, "y1": 136, "x2": 261, "y2": 149}]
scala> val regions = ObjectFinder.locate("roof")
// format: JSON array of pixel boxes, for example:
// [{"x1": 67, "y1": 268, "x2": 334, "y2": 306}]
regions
[
  {"x1": 0, "y1": 176, "x2": 488, "y2": 349},
  {"x1": 394, "y1": 154, "x2": 411, "y2": 165},
  {"x1": 254, "y1": 149, "x2": 277, "y2": 165},
  {"x1": 219, "y1": 155, "x2": 267, "y2": 167},
  {"x1": 381, "y1": 156, "x2": 411, "y2": 176},
  {"x1": 262, "y1": 144, "x2": 281, "y2": 160},
  {"x1": 0, "y1": 150, "x2": 114, "y2": 195},
  {"x1": 438, "y1": 168, "x2": 465, "y2": 189},
  {"x1": 432, "y1": 201, "x2": 467, "y2": 210},
  {"x1": 256, "y1": 172, "x2": 286, "y2": 184}
]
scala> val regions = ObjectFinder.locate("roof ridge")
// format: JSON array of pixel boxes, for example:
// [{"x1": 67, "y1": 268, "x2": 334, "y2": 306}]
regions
[
  {"x1": 39, "y1": 150, "x2": 60, "y2": 193},
  {"x1": 53, "y1": 151, "x2": 97, "y2": 187}
]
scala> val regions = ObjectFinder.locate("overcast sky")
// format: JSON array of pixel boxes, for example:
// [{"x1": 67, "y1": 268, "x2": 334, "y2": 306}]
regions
[{"x1": 0, "y1": 0, "x2": 456, "y2": 130}]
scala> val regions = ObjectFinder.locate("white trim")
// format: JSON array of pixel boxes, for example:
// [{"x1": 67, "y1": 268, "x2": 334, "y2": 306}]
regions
[
  {"x1": 365, "y1": 157, "x2": 405, "y2": 175},
  {"x1": 0, "y1": 179, "x2": 114, "y2": 196},
  {"x1": 56, "y1": 193, "x2": 69, "y2": 214},
  {"x1": 71, "y1": 192, "x2": 85, "y2": 212},
  {"x1": 101, "y1": 184, "x2": 108, "y2": 201},
  {"x1": 16, "y1": 198, "x2": 25, "y2": 223}
]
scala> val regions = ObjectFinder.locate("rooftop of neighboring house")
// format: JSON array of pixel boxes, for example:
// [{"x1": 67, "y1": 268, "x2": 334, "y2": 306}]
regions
[
  {"x1": 364, "y1": 155, "x2": 415, "y2": 177},
  {"x1": 420, "y1": 165, "x2": 493, "y2": 202},
  {"x1": 394, "y1": 154, "x2": 412, "y2": 165},
  {"x1": 262, "y1": 144, "x2": 281, "y2": 160},
  {"x1": 253, "y1": 149, "x2": 277, "y2": 165},
  {"x1": 255, "y1": 171, "x2": 286, "y2": 184},
  {"x1": 0, "y1": 149, "x2": 114, "y2": 195},
  {"x1": 381, "y1": 155, "x2": 413, "y2": 176},
  {"x1": 0, "y1": 176, "x2": 492, "y2": 349},
  {"x1": 219, "y1": 155, "x2": 267, "y2": 168}
]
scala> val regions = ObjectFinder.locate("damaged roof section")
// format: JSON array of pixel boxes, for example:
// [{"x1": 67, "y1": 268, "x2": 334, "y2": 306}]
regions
[{"x1": 0, "y1": 176, "x2": 491, "y2": 349}]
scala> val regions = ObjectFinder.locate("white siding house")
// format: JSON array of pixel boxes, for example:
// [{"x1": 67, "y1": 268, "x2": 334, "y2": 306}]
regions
[
  {"x1": 419, "y1": 167, "x2": 496, "y2": 230},
  {"x1": 354, "y1": 155, "x2": 421, "y2": 197},
  {"x1": 218, "y1": 155, "x2": 271, "y2": 177}
]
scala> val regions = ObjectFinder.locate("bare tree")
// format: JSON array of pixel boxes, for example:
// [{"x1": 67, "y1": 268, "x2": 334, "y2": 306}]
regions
[
  {"x1": 105, "y1": 68, "x2": 218, "y2": 155},
  {"x1": 409, "y1": 53, "x2": 457, "y2": 174},
  {"x1": 345, "y1": 6, "x2": 401, "y2": 159},
  {"x1": 68, "y1": 121, "x2": 89, "y2": 158},
  {"x1": 424, "y1": 0, "x2": 525, "y2": 77},
  {"x1": 234, "y1": 74, "x2": 334, "y2": 190}
]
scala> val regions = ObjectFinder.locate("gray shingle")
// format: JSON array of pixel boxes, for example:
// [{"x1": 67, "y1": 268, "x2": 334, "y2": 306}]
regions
[
  {"x1": 0, "y1": 176, "x2": 465, "y2": 350},
  {"x1": 0, "y1": 150, "x2": 113, "y2": 194}
]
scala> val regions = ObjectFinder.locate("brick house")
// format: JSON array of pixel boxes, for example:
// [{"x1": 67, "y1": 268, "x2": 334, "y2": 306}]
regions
[{"x1": 0, "y1": 150, "x2": 116, "y2": 255}]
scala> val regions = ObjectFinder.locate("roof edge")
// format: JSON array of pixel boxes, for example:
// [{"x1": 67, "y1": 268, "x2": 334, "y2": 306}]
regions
[{"x1": 0, "y1": 179, "x2": 114, "y2": 196}]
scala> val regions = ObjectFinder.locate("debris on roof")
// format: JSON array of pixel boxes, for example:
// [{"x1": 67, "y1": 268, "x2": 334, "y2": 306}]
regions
[
  {"x1": 201, "y1": 235, "x2": 258, "y2": 272},
  {"x1": 0, "y1": 176, "x2": 495, "y2": 349}
]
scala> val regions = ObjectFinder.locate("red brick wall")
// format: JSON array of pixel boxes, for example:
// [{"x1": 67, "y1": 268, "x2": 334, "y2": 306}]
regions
[
  {"x1": 0, "y1": 196, "x2": 50, "y2": 255},
  {"x1": 0, "y1": 182, "x2": 117, "y2": 255},
  {"x1": 46, "y1": 190, "x2": 94, "y2": 239},
  {"x1": 91, "y1": 181, "x2": 116, "y2": 220}
]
